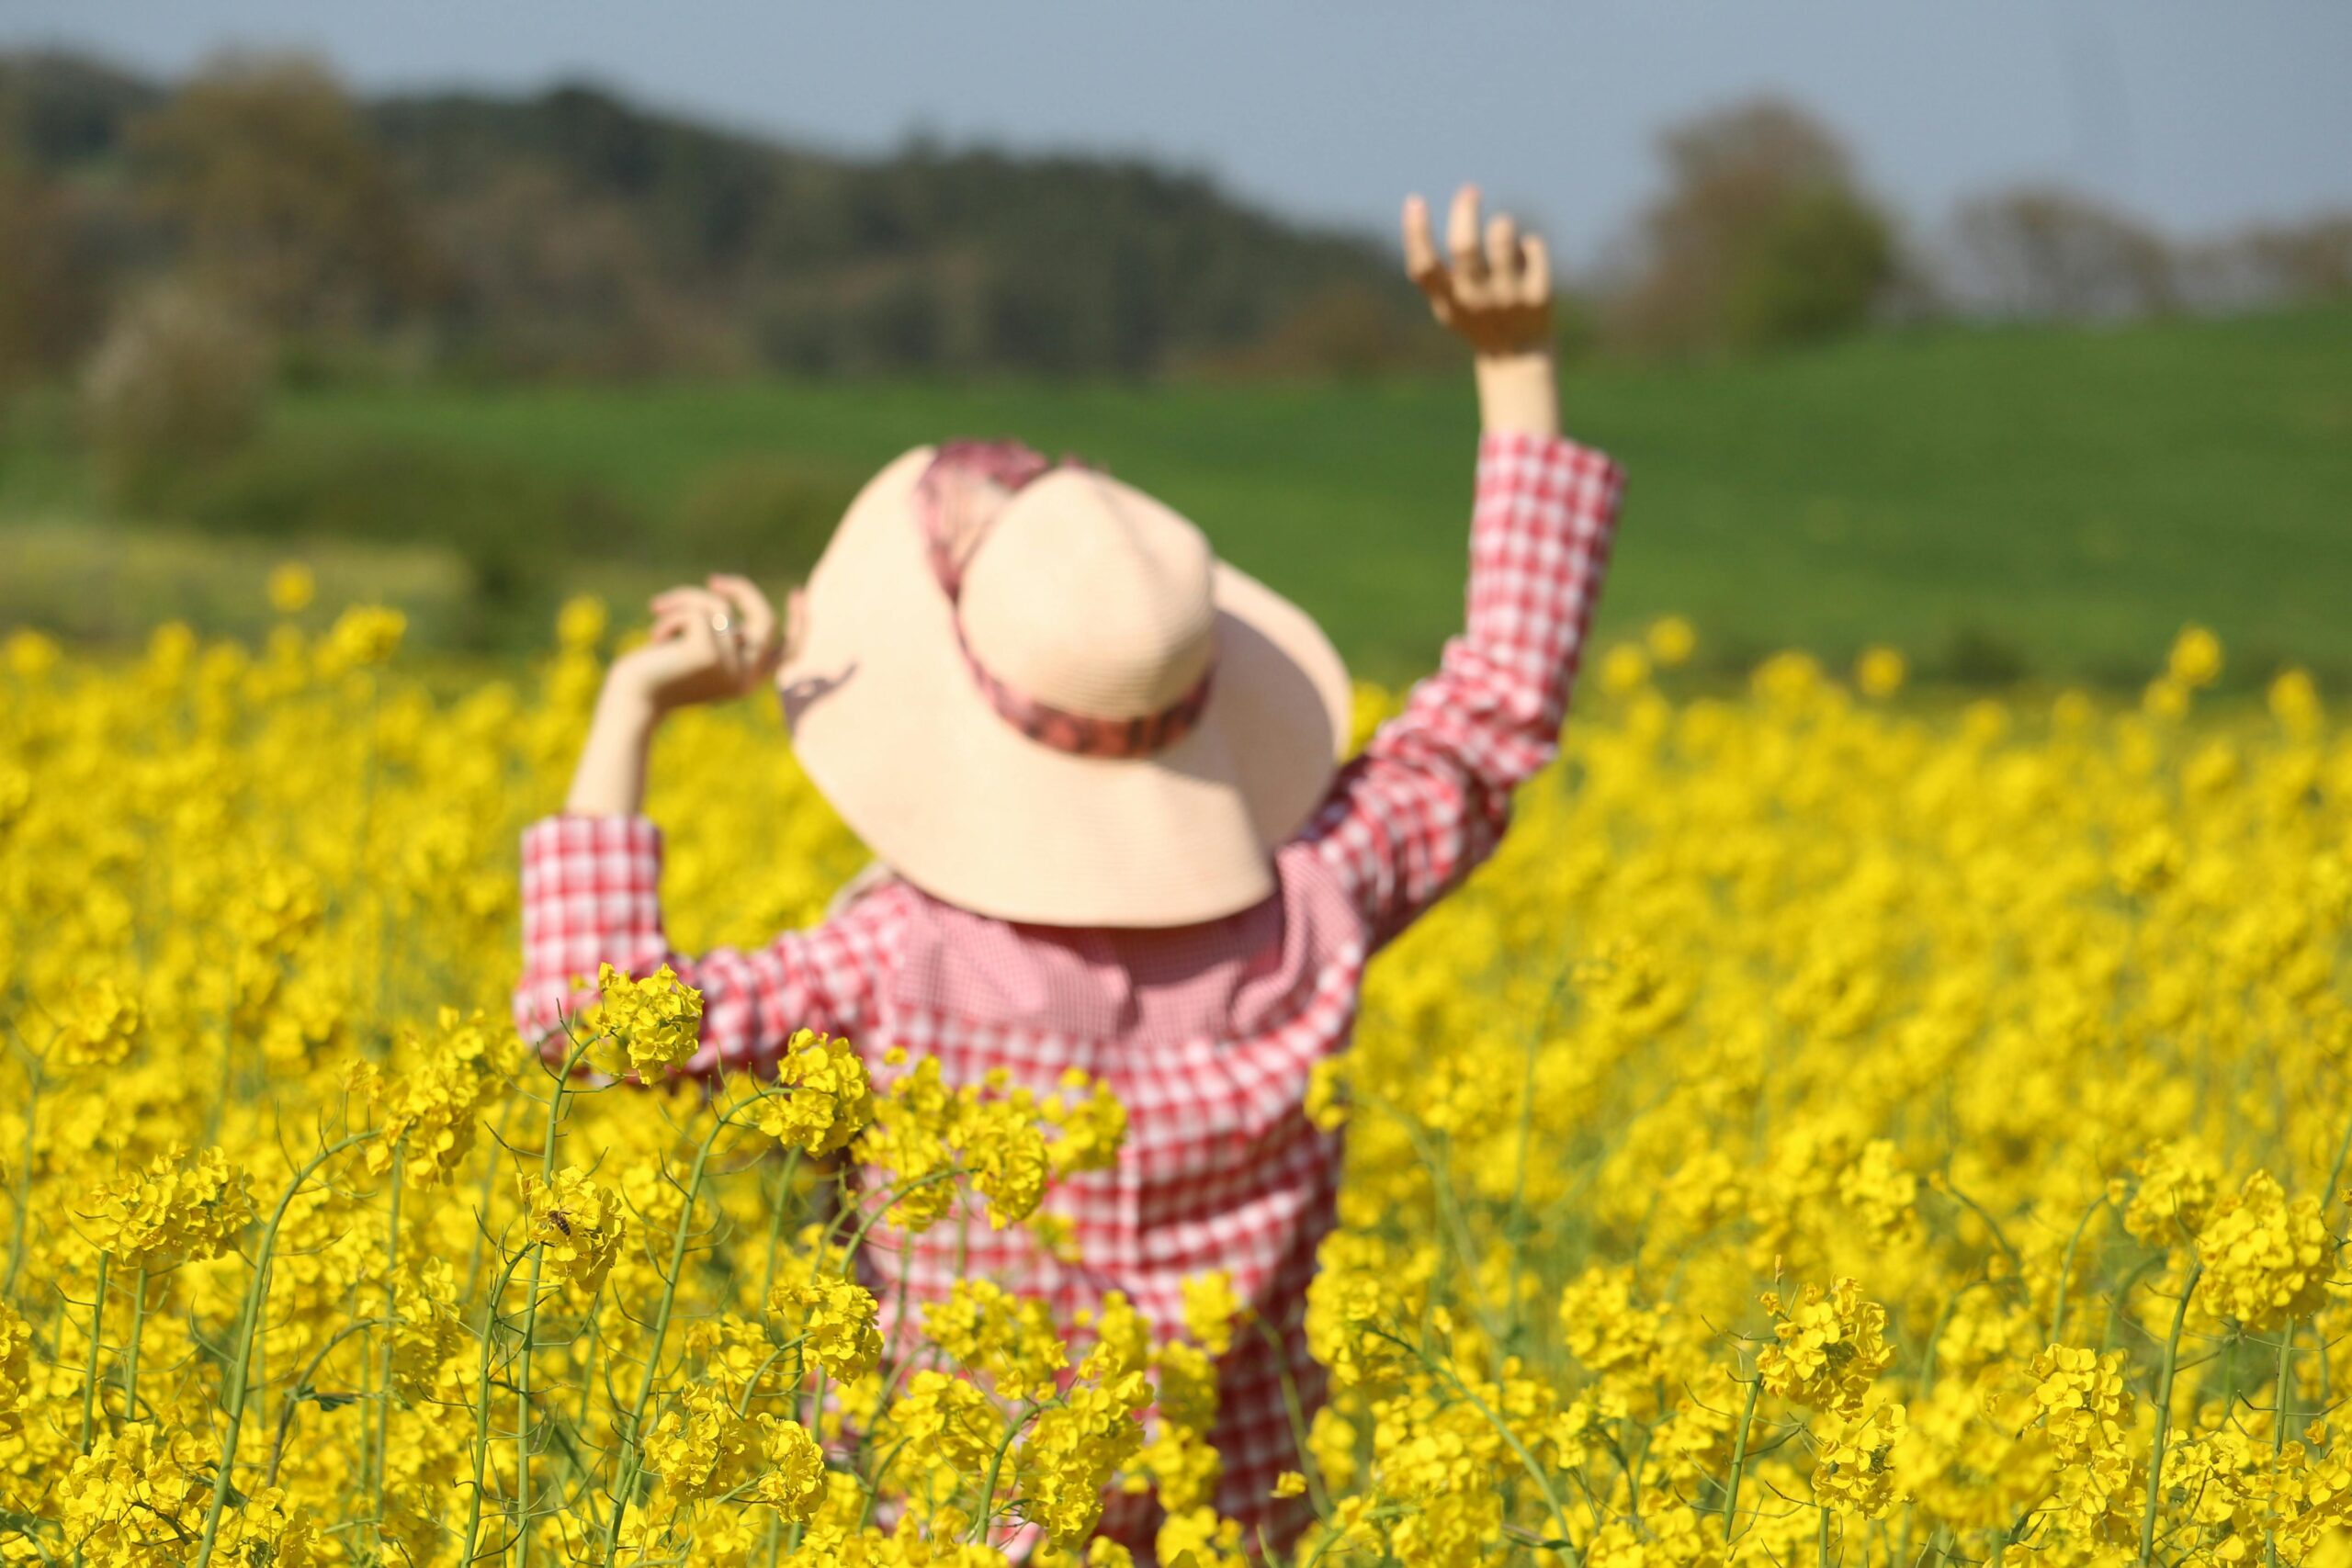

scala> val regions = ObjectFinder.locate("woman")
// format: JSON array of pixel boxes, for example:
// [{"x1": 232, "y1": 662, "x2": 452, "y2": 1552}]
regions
[{"x1": 515, "y1": 185, "x2": 1625, "y2": 1555}]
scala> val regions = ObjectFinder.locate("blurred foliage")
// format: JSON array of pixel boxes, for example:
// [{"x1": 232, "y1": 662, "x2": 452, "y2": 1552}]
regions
[
  {"x1": 170, "y1": 433, "x2": 641, "y2": 637},
  {"x1": 0, "y1": 149, "x2": 94, "y2": 405},
  {"x1": 1952, "y1": 186, "x2": 2179, "y2": 321},
  {"x1": 0, "y1": 49, "x2": 1439, "y2": 383},
  {"x1": 129, "y1": 52, "x2": 444, "y2": 336},
  {"x1": 6, "y1": 307, "x2": 2348, "y2": 682},
  {"x1": 666, "y1": 455, "x2": 865, "y2": 581},
  {"x1": 5, "y1": 45, "x2": 2349, "y2": 687},
  {"x1": 1720, "y1": 185, "x2": 1895, "y2": 348},
  {"x1": 1610, "y1": 98, "x2": 1898, "y2": 355},
  {"x1": 79, "y1": 282, "x2": 270, "y2": 501},
  {"x1": 3, "y1": 49, "x2": 2343, "y2": 399}
]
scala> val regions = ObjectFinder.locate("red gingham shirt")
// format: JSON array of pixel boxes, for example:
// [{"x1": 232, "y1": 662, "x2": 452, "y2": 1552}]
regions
[{"x1": 514, "y1": 432, "x2": 1623, "y2": 1553}]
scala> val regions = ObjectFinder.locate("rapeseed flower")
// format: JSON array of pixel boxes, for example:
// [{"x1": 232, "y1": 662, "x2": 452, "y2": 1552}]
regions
[{"x1": 3, "y1": 607, "x2": 2346, "y2": 1563}]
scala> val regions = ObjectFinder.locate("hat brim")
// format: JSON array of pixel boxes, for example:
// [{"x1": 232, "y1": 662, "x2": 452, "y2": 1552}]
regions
[{"x1": 777, "y1": 446, "x2": 1352, "y2": 927}]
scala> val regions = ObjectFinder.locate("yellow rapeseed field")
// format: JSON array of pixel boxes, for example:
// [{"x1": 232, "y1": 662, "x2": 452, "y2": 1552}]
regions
[{"x1": 3, "y1": 591, "x2": 2348, "y2": 1568}]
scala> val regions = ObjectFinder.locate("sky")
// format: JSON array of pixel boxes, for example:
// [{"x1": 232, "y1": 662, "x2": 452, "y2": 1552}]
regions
[{"x1": 3, "y1": 0, "x2": 2347, "y2": 265}]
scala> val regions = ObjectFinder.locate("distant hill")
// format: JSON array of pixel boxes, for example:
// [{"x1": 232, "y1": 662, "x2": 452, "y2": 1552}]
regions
[{"x1": 0, "y1": 49, "x2": 1438, "y2": 378}]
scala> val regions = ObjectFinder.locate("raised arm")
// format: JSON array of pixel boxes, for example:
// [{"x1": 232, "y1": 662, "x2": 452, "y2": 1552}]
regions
[
  {"x1": 1299, "y1": 186, "x2": 1624, "y2": 948},
  {"x1": 514, "y1": 575, "x2": 889, "y2": 1076}
]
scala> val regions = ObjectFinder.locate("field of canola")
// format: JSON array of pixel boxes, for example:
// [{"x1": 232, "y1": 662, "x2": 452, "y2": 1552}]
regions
[{"x1": 2, "y1": 591, "x2": 2349, "y2": 1568}]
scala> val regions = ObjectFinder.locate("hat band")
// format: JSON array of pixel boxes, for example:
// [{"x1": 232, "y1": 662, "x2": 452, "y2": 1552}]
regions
[{"x1": 918, "y1": 440, "x2": 1215, "y2": 761}]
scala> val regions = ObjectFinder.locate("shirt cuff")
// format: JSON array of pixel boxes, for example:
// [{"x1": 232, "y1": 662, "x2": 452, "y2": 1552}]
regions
[
  {"x1": 1476, "y1": 430, "x2": 1620, "y2": 490},
  {"x1": 519, "y1": 813, "x2": 667, "y2": 960}
]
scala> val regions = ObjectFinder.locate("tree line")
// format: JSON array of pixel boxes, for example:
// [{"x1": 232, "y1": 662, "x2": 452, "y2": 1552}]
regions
[{"x1": 1, "y1": 47, "x2": 2345, "y2": 416}]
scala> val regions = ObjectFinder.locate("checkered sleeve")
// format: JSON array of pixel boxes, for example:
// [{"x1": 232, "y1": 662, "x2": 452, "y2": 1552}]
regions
[
  {"x1": 513, "y1": 814, "x2": 900, "y2": 1077},
  {"x1": 1299, "y1": 432, "x2": 1623, "y2": 948}
]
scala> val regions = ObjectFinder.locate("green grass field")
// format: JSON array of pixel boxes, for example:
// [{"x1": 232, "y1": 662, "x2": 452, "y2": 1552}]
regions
[{"x1": 6, "y1": 307, "x2": 2348, "y2": 685}]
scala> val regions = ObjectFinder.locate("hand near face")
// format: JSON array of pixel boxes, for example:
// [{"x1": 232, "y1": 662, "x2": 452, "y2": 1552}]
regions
[{"x1": 610, "y1": 574, "x2": 794, "y2": 715}]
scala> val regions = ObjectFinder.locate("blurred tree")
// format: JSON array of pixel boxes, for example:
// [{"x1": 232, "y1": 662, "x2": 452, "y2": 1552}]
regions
[
  {"x1": 130, "y1": 52, "x2": 439, "y2": 337},
  {"x1": 2177, "y1": 215, "x2": 2352, "y2": 314},
  {"x1": 1185, "y1": 280, "x2": 1452, "y2": 379},
  {"x1": 0, "y1": 51, "x2": 151, "y2": 161},
  {"x1": 12, "y1": 50, "x2": 1435, "y2": 380},
  {"x1": 427, "y1": 163, "x2": 714, "y2": 377},
  {"x1": 1612, "y1": 98, "x2": 1896, "y2": 354},
  {"x1": 2251, "y1": 217, "x2": 2352, "y2": 299},
  {"x1": 1952, "y1": 186, "x2": 2175, "y2": 319},
  {"x1": 0, "y1": 152, "x2": 96, "y2": 406},
  {"x1": 80, "y1": 282, "x2": 269, "y2": 501}
]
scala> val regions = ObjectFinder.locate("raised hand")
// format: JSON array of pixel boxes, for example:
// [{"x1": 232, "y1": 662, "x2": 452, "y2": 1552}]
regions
[
  {"x1": 612, "y1": 574, "x2": 788, "y2": 716},
  {"x1": 1402, "y1": 185, "x2": 1554, "y2": 358}
]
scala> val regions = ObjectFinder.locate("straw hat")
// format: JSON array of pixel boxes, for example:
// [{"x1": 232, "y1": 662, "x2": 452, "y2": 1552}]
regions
[{"x1": 777, "y1": 441, "x2": 1351, "y2": 928}]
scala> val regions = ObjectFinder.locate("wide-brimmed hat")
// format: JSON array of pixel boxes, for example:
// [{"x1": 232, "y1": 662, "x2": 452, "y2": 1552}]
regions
[{"x1": 777, "y1": 441, "x2": 1351, "y2": 928}]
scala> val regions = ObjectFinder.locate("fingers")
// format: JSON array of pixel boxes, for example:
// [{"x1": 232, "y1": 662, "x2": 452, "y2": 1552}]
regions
[
  {"x1": 1518, "y1": 232, "x2": 1554, "y2": 306},
  {"x1": 644, "y1": 585, "x2": 745, "y2": 686},
  {"x1": 650, "y1": 585, "x2": 741, "y2": 641},
  {"x1": 1485, "y1": 212, "x2": 1521, "y2": 288},
  {"x1": 1447, "y1": 185, "x2": 1487, "y2": 287},
  {"x1": 1401, "y1": 194, "x2": 1446, "y2": 299},
  {"x1": 692, "y1": 609, "x2": 746, "y2": 686},
  {"x1": 1408, "y1": 181, "x2": 1551, "y2": 353},
  {"x1": 707, "y1": 573, "x2": 781, "y2": 675},
  {"x1": 647, "y1": 606, "x2": 698, "y2": 644},
  {"x1": 650, "y1": 585, "x2": 723, "y2": 623}
]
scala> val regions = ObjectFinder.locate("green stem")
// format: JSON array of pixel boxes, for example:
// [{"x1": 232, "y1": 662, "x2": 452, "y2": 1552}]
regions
[
  {"x1": 1917, "y1": 1280, "x2": 1986, "y2": 1400},
  {"x1": 5, "y1": 1065, "x2": 40, "y2": 1296},
  {"x1": 517, "y1": 1041, "x2": 590, "y2": 1568},
  {"x1": 2267, "y1": 1325, "x2": 2294, "y2": 1568},
  {"x1": 1939, "y1": 1172, "x2": 2029, "y2": 1301},
  {"x1": 79, "y1": 1252, "x2": 111, "y2": 1451},
  {"x1": 369, "y1": 1146, "x2": 402, "y2": 1560},
  {"x1": 266, "y1": 1316, "x2": 386, "y2": 1488},
  {"x1": 2139, "y1": 1261, "x2": 2202, "y2": 1568},
  {"x1": 1722, "y1": 1371, "x2": 1764, "y2": 1544},
  {"x1": 461, "y1": 1249, "x2": 534, "y2": 1568},
  {"x1": 969, "y1": 1399, "x2": 1046, "y2": 1540},
  {"x1": 2048, "y1": 1192, "x2": 2109, "y2": 1345},
  {"x1": 194, "y1": 1131, "x2": 372, "y2": 1568},
  {"x1": 1377, "y1": 1327, "x2": 1582, "y2": 1548},
  {"x1": 597, "y1": 1111, "x2": 735, "y2": 1565},
  {"x1": 121, "y1": 1268, "x2": 146, "y2": 1424},
  {"x1": 759, "y1": 1149, "x2": 802, "y2": 1304},
  {"x1": 576, "y1": 1307, "x2": 603, "y2": 1435},
  {"x1": 2322, "y1": 1109, "x2": 2352, "y2": 1232},
  {"x1": 1254, "y1": 1314, "x2": 1332, "y2": 1518}
]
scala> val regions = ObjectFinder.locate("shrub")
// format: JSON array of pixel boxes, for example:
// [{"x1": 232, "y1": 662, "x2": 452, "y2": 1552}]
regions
[
  {"x1": 174, "y1": 434, "x2": 644, "y2": 646},
  {"x1": 1722, "y1": 186, "x2": 1894, "y2": 350},
  {"x1": 1611, "y1": 98, "x2": 1897, "y2": 355},
  {"x1": 80, "y1": 282, "x2": 271, "y2": 502}
]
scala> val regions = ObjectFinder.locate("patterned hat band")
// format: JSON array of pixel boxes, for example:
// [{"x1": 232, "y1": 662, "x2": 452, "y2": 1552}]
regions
[{"x1": 914, "y1": 440, "x2": 1216, "y2": 761}]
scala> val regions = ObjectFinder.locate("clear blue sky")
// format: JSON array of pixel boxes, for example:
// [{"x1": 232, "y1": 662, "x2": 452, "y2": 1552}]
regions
[{"x1": 4, "y1": 0, "x2": 2347, "y2": 264}]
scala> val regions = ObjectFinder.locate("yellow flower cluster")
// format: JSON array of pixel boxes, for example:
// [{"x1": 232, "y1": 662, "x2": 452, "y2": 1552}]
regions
[
  {"x1": 1756, "y1": 1278, "x2": 1896, "y2": 1416},
  {"x1": 748, "y1": 1029, "x2": 875, "y2": 1156},
  {"x1": 854, "y1": 1052, "x2": 1118, "y2": 1233},
  {"x1": 4, "y1": 604, "x2": 2351, "y2": 1567},
  {"x1": 592, "y1": 960, "x2": 707, "y2": 1079},
  {"x1": 85, "y1": 1145, "x2": 256, "y2": 1271},
  {"x1": 2197, "y1": 1170, "x2": 2330, "y2": 1330}
]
